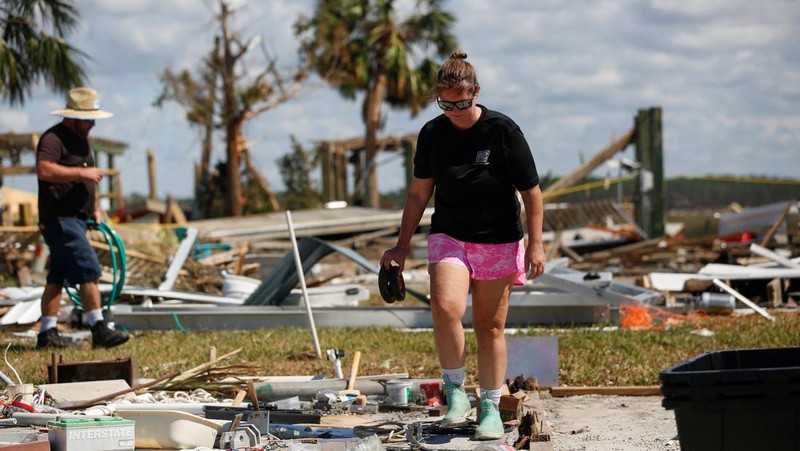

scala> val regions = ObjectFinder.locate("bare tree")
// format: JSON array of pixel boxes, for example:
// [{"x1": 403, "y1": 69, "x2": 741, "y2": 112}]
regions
[{"x1": 156, "y1": 0, "x2": 307, "y2": 217}]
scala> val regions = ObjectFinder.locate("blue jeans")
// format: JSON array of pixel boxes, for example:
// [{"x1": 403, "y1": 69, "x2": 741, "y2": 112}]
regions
[{"x1": 40, "y1": 217, "x2": 102, "y2": 286}]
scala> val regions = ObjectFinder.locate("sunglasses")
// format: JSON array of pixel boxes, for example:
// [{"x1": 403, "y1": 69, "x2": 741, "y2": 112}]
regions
[{"x1": 437, "y1": 97, "x2": 474, "y2": 111}]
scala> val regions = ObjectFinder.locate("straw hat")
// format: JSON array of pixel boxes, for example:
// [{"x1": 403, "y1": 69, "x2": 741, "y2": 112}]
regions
[{"x1": 50, "y1": 87, "x2": 113, "y2": 120}]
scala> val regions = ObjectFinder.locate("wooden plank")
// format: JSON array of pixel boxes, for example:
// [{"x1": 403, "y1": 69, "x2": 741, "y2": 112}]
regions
[
  {"x1": 767, "y1": 278, "x2": 784, "y2": 308},
  {"x1": 0, "y1": 165, "x2": 36, "y2": 176},
  {"x1": 759, "y1": 202, "x2": 791, "y2": 247},
  {"x1": 549, "y1": 386, "x2": 662, "y2": 397},
  {"x1": 544, "y1": 130, "x2": 635, "y2": 196},
  {"x1": 0, "y1": 226, "x2": 39, "y2": 233},
  {"x1": 89, "y1": 239, "x2": 166, "y2": 264}
]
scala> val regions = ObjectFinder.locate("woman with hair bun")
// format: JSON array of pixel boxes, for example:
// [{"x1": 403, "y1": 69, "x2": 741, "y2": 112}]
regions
[{"x1": 380, "y1": 51, "x2": 545, "y2": 440}]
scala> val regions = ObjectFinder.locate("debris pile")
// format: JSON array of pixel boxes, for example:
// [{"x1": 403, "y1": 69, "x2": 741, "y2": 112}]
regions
[{"x1": 0, "y1": 346, "x2": 546, "y2": 450}]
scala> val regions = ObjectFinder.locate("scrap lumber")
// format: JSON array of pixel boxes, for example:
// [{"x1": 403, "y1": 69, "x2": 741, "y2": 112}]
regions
[
  {"x1": 233, "y1": 242, "x2": 249, "y2": 275},
  {"x1": 151, "y1": 348, "x2": 242, "y2": 390},
  {"x1": 247, "y1": 380, "x2": 260, "y2": 412},
  {"x1": 62, "y1": 370, "x2": 182, "y2": 410},
  {"x1": 544, "y1": 130, "x2": 634, "y2": 195},
  {"x1": 767, "y1": 278, "x2": 785, "y2": 308},
  {"x1": 549, "y1": 386, "x2": 662, "y2": 397},
  {"x1": 759, "y1": 201, "x2": 792, "y2": 247},
  {"x1": 89, "y1": 239, "x2": 165, "y2": 264}
]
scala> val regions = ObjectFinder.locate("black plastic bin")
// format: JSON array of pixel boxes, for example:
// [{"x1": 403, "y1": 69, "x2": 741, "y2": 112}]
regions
[{"x1": 660, "y1": 347, "x2": 800, "y2": 451}]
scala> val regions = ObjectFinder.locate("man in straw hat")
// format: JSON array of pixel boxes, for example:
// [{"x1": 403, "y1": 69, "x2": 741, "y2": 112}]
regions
[{"x1": 35, "y1": 87, "x2": 129, "y2": 349}]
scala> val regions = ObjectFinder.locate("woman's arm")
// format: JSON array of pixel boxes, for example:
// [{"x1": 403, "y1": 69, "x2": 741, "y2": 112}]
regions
[
  {"x1": 380, "y1": 177, "x2": 435, "y2": 270},
  {"x1": 520, "y1": 185, "x2": 545, "y2": 278}
]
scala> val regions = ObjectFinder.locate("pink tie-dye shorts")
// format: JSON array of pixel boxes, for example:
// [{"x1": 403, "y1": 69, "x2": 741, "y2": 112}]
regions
[{"x1": 427, "y1": 233, "x2": 526, "y2": 285}]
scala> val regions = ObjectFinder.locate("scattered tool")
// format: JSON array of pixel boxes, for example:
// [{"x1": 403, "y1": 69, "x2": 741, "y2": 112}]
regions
[
  {"x1": 326, "y1": 349, "x2": 345, "y2": 379},
  {"x1": 341, "y1": 351, "x2": 362, "y2": 396}
]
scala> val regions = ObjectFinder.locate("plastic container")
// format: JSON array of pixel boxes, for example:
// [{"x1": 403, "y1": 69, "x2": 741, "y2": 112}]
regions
[
  {"x1": 386, "y1": 380, "x2": 412, "y2": 405},
  {"x1": 222, "y1": 274, "x2": 261, "y2": 299},
  {"x1": 6, "y1": 383, "x2": 34, "y2": 405},
  {"x1": 48, "y1": 416, "x2": 135, "y2": 451},
  {"x1": 413, "y1": 379, "x2": 443, "y2": 405},
  {"x1": 693, "y1": 292, "x2": 735, "y2": 314},
  {"x1": 661, "y1": 347, "x2": 800, "y2": 451},
  {"x1": 113, "y1": 410, "x2": 219, "y2": 449}
]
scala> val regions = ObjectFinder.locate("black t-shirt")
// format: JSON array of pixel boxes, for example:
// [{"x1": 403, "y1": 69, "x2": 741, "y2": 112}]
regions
[
  {"x1": 414, "y1": 106, "x2": 539, "y2": 243},
  {"x1": 36, "y1": 123, "x2": 96, "y2": 223}
]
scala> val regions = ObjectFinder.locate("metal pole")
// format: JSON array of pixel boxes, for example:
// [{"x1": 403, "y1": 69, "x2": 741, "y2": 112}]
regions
[{"x1": 285, "y1": 211, "x2": 322, "y2": 358}]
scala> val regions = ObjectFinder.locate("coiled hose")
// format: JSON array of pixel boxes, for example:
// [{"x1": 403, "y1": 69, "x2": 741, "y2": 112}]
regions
[{"x1": 67, "y1": 220, "x2": 127, "y2": 313}]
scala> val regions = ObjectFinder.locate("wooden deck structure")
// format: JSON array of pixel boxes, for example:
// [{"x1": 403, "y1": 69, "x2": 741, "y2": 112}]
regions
[{"x1": 0, "y1": 132, "x2": 129, "y2": 224}]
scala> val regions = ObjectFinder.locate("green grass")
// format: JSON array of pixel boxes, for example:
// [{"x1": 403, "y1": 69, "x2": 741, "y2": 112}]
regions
[{"x1": 2, "y1": 314, "x2": 798, "y2": 391}]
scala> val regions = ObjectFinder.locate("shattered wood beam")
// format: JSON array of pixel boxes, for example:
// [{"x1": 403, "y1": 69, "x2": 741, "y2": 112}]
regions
[
  {"x1": 89, "y1": 239, "x2": 166, "y2": 264},
  {"x1": 0, "y1": 165, "x2": 35, "y2": 176},
  {"x1": 544, "y1": 129, "x2": 635, "y2": 196},
  {"x1": 151, "y1": 348, "x2": 243, "y2": 389},
  {"x1": 550, "y1": 386, "x2": 662, "y2": 397},
  {"x1": 759, "y1": 201, "x2": 792, "y2": 247},
  {"x1": 147, "y1": 148, "x2": 157, "y2": 201},
  {"x1": 198, "y1": 246, "x2": 248, "y2": 266},
  {"x1": 333, "y1": 226, "x2": 399, "y2": 249},
  {"x1": 62, "y1": 370, "x2": 182, "y2": 410}
]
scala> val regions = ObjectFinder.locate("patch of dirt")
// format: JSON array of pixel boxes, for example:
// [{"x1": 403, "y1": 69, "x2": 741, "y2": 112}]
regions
[{"x1": 543, "y1": 395, "x2": 680, "y2": 450}]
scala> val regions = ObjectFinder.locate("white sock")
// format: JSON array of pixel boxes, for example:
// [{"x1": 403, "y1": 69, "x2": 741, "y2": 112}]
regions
[
  {"x1": 442, "y1": 367, "x2": 466, "y2": 388},
  {"x1": 40, "y1": 316, "x2": 57, "y2": 332},
  {"x1": 480, "y1": 387, "x2": 503, "y2": 406},
  {"x1": 83, "y1": 309, "x2": 104, "y2": 327}
]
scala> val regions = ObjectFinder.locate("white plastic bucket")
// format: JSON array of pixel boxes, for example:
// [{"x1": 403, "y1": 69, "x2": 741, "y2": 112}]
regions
[
  {"x1": 221, "y1": 275, "x2": 260, "y2": 299},
  {"x1": 386, "y1": 380, "x2": 412, "y2": 405},
  {"x1": 7, "y1": 383, "x2": 34, "y2": 405}
]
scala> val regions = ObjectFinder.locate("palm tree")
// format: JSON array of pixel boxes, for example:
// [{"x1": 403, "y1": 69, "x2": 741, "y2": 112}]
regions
[
  {"x1": 0, "y1": 0, "x2": 87, "y2": 105},
  {"x1": 296, "y1": 0, "x2": 457, "y2": 208}
]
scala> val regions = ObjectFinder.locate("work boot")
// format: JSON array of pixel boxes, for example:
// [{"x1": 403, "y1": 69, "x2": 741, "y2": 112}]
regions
[
  {"x1": 36, "y1": 328, "x2": 72, "y2": 349},
  {"x1": 475, "y1": 398, "x2": 504, "y2": 440},
  {"x1": 91, "y1": 321, "x2": 129, "y2": 348},
  {"x1": 440, "y1": 379, "x2": 471, "y2": 427}
]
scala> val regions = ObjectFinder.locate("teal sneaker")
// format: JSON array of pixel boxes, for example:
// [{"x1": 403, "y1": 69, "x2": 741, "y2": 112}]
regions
[
  {"x1": 475, "y1": 398, "x2": 504, "y2": 440},
  {"x1": 440, "y1": 382, "x2": 472, "y2": 427}
]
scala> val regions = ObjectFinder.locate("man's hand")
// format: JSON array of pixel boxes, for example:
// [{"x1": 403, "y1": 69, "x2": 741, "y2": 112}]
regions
[{"x1": 82, "y1": 167, "x2": 105, "y2": 183}]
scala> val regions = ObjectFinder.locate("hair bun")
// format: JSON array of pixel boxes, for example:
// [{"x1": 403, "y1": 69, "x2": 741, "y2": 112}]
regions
[{"x1": 450, "y1": 51, "x2": 467, "y2": 60}]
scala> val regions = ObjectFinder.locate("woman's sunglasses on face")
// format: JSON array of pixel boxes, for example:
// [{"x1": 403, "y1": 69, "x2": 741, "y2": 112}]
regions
[{"x1": 437, "y1": 97, "x2": 474, "y2": 111}]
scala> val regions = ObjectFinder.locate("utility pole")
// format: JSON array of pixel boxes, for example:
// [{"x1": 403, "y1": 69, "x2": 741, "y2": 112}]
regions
[{"x1": 634, "y1": 107, "x2": 665, "y2": 238}]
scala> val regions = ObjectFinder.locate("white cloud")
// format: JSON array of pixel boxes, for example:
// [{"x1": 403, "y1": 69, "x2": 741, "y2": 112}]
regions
[
  {"x1": 1, "y1": 0, "x2": 798, "y2": 199},
  {"x1": 671, "y1": 23, "x2": 779, "y2": 50},
  {"x1": 0, "y1": 110, "x2": 30, "y2": 133}
]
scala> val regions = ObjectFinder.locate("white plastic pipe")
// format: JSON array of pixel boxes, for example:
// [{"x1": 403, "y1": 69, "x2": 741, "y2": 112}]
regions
[
  {"x1": 712, "y1": 278, "x2": 774, "y2": 321},
  {"x1": 285, "y1": 211, "x2": 322, "y2": 359},
  {"x1": 749, "y1": 243, "x2": 800, "y2": 269}
]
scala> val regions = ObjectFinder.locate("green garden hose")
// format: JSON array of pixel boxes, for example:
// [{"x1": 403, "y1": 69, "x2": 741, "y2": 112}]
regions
[{"x1": 67, "y1": 220, "x2": 127, "y2": 315}]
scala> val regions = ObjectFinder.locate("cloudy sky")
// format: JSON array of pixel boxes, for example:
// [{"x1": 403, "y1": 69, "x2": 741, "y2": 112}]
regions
[{"x1": 1, "y1": 0, "x2": 798, "y2": 199}]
